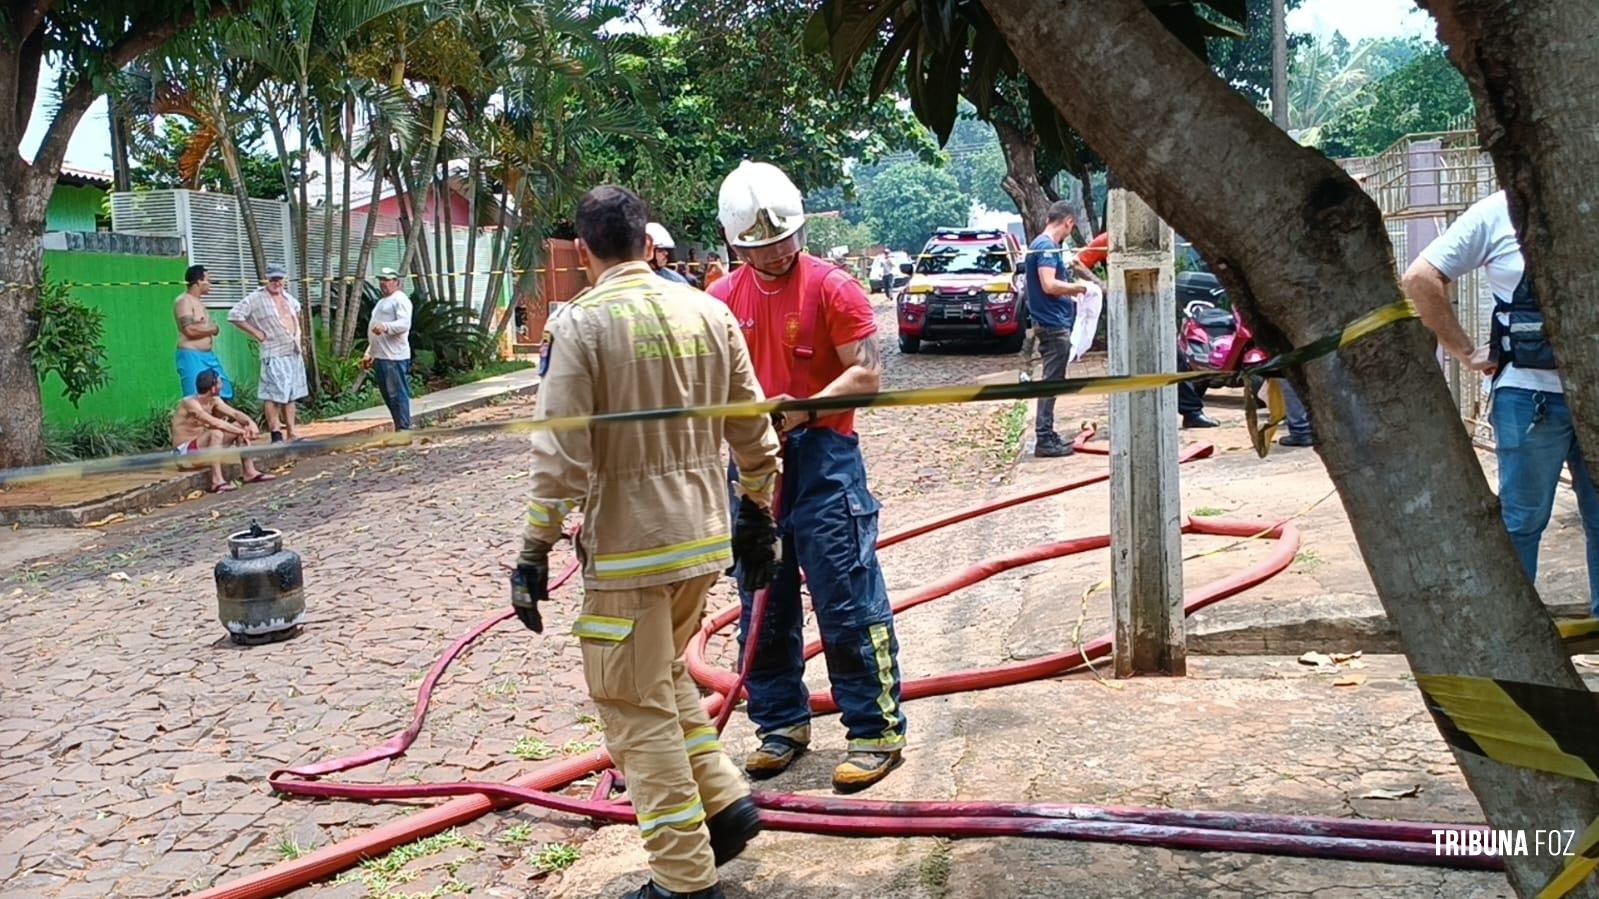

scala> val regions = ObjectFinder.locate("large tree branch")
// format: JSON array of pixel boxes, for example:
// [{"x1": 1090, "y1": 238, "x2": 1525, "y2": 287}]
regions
[
  {"x1": 980, "y1": 1, "x2": 1599, "y2": 896},
  {"x1": 28, "y1": 0, "x2": 248, "y2": 190},
  {"x1": 1419, "y1": 0, "x2": 1599, "y2": 496},
  {"x1": 10, "y1": 0, "x2": 57, "y2": 47},
  {"x1": 10, "y1": 16, "x2": 45, "y2": 143}
]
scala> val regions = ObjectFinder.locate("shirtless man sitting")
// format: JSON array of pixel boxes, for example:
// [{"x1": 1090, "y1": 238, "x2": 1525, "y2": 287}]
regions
[{"x1": 172, "y1": 370, "x2": 276, "y2": 493}]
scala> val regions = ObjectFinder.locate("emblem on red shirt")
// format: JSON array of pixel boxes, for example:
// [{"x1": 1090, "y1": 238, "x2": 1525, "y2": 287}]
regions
[{"x1": 783, "y1": 312, "x2": 801, "y2": 348}]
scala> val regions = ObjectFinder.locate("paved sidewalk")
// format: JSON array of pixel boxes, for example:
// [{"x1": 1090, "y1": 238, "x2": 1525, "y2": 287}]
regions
[{"x1": 0, "y1": 367, "x2": 539, "y2": 528}]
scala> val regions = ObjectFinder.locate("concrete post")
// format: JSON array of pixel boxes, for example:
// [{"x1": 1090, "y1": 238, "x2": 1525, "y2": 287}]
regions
[{"x1": 1106, "y1": 189, "x2": 1186, "y2": 677}]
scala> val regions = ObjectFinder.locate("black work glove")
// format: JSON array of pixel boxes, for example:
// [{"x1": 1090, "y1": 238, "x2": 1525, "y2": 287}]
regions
[
  {"x1": 512, "y1": 539, "x2": 551, "y2": 633},
  {"x1": 730, "y1": 496, "x2": 780, "y2": 593}
]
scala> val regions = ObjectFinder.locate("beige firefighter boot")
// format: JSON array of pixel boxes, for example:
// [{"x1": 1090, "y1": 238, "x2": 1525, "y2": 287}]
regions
[
  {"x1": 831, "y1": 749, "x2": 904, "y2": 794},
  {"x1": 743, "y1": 726, "x2": 810, "y2": 780}
]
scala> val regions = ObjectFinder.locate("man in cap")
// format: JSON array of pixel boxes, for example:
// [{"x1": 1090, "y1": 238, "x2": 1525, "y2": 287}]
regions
[
  {"x1": 516, "y1": 185, "x2": 781, "y2": 899},
  {"x1": 647, "y1": 222, "x2": 691, "y2": 285},
  {"x1": 228, "y1": 263, "x2": 307, "y2": 442},
  {"x1": 708, "y1": 159, "x2": 908, "y2": 793},
  {"x1": 364, "y1": 267, "x2": 414, "y2": 431}
]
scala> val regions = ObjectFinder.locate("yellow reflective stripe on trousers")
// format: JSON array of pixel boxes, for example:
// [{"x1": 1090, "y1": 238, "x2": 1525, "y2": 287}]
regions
[
  {"x1": 526, "y1": 499, "x2": 573, "y2": 530},
  {"x1": 854, "y1": 622, "x2": 904, "y2": 752},
  {"x1": 637, "y1": 797, "x2": 706, "y2": 836},
  {"x1": 738, "y1": 470, "x2": 775, "y2": 495},
  {"x1": 683, "y1": 726, "x2": 721, "y2": 757},
  {"x1": 593, "y1": 535, "x2": 733, "y2": 580},
  {"x1": 572, "y1": 614, "x2": 635, "y2": 642}
]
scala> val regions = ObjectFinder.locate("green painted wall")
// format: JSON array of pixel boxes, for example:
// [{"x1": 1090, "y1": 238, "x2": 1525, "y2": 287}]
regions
[
  {"x1": 45, "y1": 185, "x2": 105, "y2": 233},
  {"x1": 39, "y1": 251, "x2": 261, "y2": 427}
]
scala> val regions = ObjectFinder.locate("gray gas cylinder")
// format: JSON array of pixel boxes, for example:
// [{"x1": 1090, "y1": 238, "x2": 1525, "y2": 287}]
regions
[{"x1": 215, "y1": 522, "x2": 305, "y2": 645}]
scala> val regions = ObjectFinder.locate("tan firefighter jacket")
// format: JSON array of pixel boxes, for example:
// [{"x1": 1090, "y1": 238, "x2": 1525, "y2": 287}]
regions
[{"x1": 524, "y1": 260, "x2": 780, "y2": 591}]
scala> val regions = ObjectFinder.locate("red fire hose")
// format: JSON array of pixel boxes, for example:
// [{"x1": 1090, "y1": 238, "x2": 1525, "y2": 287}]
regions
[{"x1": 197, "y1": 429, "x2": 1498, "y2": 899}]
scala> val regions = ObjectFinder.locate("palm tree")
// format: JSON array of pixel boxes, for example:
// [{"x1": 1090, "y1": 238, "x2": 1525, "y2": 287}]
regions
[{"x1": 1287, "y1": 35, "x2": 1377, "y2": 141}]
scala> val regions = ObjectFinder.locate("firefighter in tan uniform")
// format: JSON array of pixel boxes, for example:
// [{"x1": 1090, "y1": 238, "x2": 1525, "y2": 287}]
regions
[{"x1": 511, "y1": 185, "x2": 781, "y2": 899}]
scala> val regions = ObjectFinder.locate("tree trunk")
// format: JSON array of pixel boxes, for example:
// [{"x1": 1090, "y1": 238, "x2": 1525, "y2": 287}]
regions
[
  {"x1": 0, "y1": 207, "x2": 48, "y2": 467},
  {"x1": 392, "y1": 162, "x2": 435, "y2": 298},
  {"x1": 1077, "y1": 160, "x2": 1101, "y2": 239},
  {"x1": 295, "y1": 84, "x2": 317, "y2": 398},
  {"x1": 212, "y1": 99, "x2": 269, "y2": 281},
  {"x1": 340, "y1": 127, "x2": 388, "y2": 356},
  {"x1": 478, "y1": 173, "x2": 516, "y2": 332},
  {"x1": 1270, "y1": 0, "x2": 1288, "y2": 128},
  {"x1": 318, "y1": 118, "x2": 335, "y2": 330},
  {"x1": 333, "y1": 97, "x2": 354, "y2": 337},
  {"x1": 398, "y1": 93, "x2": 447, "y2": 276},
  {"x1": 992, "y1": 118, "x2": 1052, "y2": 240},
  {"x1": 440, "y1": 158, "x2": 458, "y2": 307},
  {"x1": 462, "y1": 156, "x2": 481, "y2": 323},
  {"x1": 264, "y1": 94, "x2": 298, "y2": 204},
  {"x1": 980, "y1": 3, "x2": 1599, "y2": 897},
  {"x1": 1421, "y1": 0, "x2": 1599, "y2": 493}
]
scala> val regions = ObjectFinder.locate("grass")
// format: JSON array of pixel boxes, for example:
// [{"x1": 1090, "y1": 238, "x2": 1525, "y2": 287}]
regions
[
  {"x1": 44, "y1": 407, "x2": 172, "y2": 463},
  {"x1": 1191, "y1": 506, "x2": 1228, "y2": 517},
  {"x1": 919, "y1": 839, "x2": 953, "y2": 898},
  {"x1": 1295, "y1": 548, "x2": 1325, "y2": 570},
  {"x1": 483, "y1": 676, "x2": 519, "y2": 698},
  {"x1": 994, "y1": 401, "x2": 1027, "y2": 464},
  {"x1": 276, "y1": 836, "x2": 309, "y2": 861},
  {"x1": 531, "y1": 842, "x2": 581, "y2": 874},
  {"x1": 439, "y1": 359, "x2": 532, "y2": 388},
  {"x1": 334, "y1": 828, "x2": 483, "y2": 898},
  {"x1": 499, "y1": 823, "x2": 537, "y2": 846},
  {"x1": 561, "y1": 739, "x2": 599, "y2": 756},
  {"x1": 576, "y1": 712, "x2": 604, "y2": 734},
  {"x1": 511, "y1": 736, "x2": 554, "y2": 761}
]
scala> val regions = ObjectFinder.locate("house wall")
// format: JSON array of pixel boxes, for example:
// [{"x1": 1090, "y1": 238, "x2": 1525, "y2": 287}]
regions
[
  {"x1": 369, "y1": 189, "x2": 474, "y2": 229},
  {"x1": 46, "y1": 185, "x2": 106, "y2": 233},
  {"x1": 38, "y1": 250, "x2": 261, "y2": 428}
]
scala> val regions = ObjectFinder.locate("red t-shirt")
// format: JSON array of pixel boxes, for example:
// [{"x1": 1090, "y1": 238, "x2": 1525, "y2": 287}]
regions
[
  {"x1": 1076, "y1": 232, "x2": 1110, "y2": 269},
  {"x1": 708, "y1": 255, "x2": 877, "y2": 435}
]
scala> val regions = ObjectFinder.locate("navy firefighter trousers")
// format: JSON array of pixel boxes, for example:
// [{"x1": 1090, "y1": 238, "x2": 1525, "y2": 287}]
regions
[{"x1": 731, "y1": 426, "x2": 907, "y2": 752}]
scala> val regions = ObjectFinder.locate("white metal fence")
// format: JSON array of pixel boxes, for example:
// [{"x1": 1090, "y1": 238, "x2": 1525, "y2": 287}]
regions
[
  {"x1": 1340, "y1": 132, "x2": 1499, "y2": 431},
  {"x1": 110, "y1": 189, "x2": 500, "y2": 313}
]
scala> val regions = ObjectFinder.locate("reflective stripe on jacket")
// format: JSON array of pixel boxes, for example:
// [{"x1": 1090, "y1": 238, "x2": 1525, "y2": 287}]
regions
[{"x1": 524, "y1": 260, "x2": 780, "y2": 590}]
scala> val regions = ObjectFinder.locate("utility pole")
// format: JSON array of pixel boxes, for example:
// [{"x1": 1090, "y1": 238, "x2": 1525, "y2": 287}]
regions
[
  {"x1": 1271, "y1": 0, "x2": 1289, "y2": 129},
  {"x1": 1107, "y1": 189, "x2": 1184, "y2": 677}
]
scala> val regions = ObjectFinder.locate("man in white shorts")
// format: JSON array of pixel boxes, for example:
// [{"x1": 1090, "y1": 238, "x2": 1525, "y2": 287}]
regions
[{"x1": 229, "y1": 262, "x2": 308, "y2": 442}]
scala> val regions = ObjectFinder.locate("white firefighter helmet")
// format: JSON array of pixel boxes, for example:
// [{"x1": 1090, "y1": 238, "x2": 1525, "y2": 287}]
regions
[
  {"x1": 645, "y1": 222, "x2": 675, "y2": 251},
  {"x1": 718, "y1": 161, "x2": 806, "y2": 248}
]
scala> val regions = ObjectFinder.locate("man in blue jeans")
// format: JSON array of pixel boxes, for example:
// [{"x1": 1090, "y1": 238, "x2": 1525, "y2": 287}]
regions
[
  {"x1": 1025, "y1": 201, "x2": 1092, "y2": 458},
  {"x1": 365, "y1": 267, "x2": 414, "y2": 431},
  {"x1": 1403, "y1": 190, "x2": 1598, "y2": 617}
]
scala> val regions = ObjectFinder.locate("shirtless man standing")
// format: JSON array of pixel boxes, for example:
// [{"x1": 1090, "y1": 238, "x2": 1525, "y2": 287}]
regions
[
  {"x1": 174, "y1": 265, "x2": 233, "y2": 399},
  {"x1": 172, "y1": 370, "x2": 275, "y2": 493}
]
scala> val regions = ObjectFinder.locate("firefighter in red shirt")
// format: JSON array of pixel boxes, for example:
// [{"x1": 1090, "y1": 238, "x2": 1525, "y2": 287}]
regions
[{"x1": 708, "y1": 161, "x2": 907, "y2": 793}]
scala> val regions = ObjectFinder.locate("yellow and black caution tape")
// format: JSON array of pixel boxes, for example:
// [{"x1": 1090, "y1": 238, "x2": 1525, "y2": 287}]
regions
[
  {"x1": 1416, "y1": 673, "x2": 1599, "y2": 897},
  {"x1": 1561, "y1": 618, "x2": 1599, "y2": 655},
  {"x1": 2, "y1": 241, "x2": 1107, "y2": 291},
  {"x1": 0, "y1": 300, "x2": 1416, "y2": 488}
]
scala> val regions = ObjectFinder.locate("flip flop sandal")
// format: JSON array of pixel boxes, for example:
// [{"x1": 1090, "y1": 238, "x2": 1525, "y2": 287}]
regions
[
  {"x1": 245, "y1": 473, "x2": 277, "y2": 483},
  {"x1": 209, "y1": 482, "x2": 237, "y2": 494}
]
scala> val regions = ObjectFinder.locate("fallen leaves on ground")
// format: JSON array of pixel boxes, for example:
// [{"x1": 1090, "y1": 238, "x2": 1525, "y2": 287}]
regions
[{"x1": 1359, "y1": 785, "x2": 1421, "y2": 800}]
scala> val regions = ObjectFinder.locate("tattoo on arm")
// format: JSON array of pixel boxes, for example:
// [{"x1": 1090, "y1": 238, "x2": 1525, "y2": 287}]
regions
[
  {"x1": 852, "y1": 337, "x2": 882, "y2": 372},
  {"x1": 179, "y1": 314, "x2": 202, "y2": 328}
]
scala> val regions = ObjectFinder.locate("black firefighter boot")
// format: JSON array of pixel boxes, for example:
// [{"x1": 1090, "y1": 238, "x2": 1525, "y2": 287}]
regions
[{"x1": 707, "y1": 796, "x2": 763, "y2": 866}]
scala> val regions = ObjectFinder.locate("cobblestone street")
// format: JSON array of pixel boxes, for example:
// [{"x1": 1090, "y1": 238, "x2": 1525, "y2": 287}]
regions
[
  {"x1": 0, "y1": 294, "x2": 1026, "y2": 898},
  {"x1": 5, "y1": 291, "x2": 1588, "y2": 897}
]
